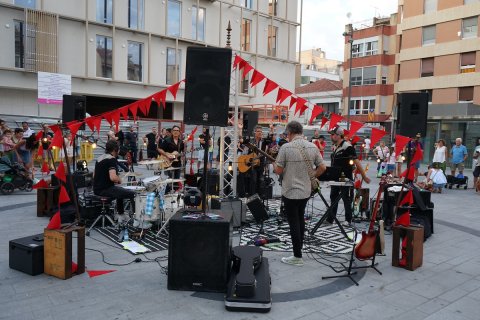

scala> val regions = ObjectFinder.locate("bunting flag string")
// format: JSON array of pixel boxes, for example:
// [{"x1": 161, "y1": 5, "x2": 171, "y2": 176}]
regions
[
  {"x1": 262, "y1": 79, "x2": 279, "y2": 96},
  {"x1": 328, "y1": 113, "x2": 344, "y2": 131},
  {"x1": 309, "y1": 105, "x2": 324, "y2": 125},
  {"x1": 394, "y1": 135, "x2": 410, "y2": 158}
]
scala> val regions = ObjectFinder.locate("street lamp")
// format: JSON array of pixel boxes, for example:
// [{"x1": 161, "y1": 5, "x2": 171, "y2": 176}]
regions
[{"x1": 343, "y1": 27, "x2": 354, "y2": 131}]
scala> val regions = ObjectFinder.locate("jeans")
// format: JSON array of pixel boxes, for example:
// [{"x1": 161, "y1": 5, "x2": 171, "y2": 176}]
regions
[
  {"x1": 94, "y1": 186, "x2": 135, "y2": 214},
  {"x1": 283, "y1": 196, "x2": 310, "y2": 258},
  {"x1": 328, "y1": 186, "x2": 353, "y2": 223},
  {"x1": 166, "y1": 167, "x2": 182, "y2": 193}
]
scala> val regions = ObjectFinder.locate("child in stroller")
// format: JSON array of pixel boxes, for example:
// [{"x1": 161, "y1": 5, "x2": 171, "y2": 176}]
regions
[{"x1": 0, "y1": 156, "x2": 33, "y2": 194}]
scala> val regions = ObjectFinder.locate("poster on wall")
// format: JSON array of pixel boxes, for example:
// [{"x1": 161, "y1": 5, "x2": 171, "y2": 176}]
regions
[{"x1": 37, "y1": 72, "x2": 72, "y2": 105}]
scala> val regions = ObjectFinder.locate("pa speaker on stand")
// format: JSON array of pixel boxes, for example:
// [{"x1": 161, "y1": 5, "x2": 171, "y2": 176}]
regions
[
  {"x1": 62, "y1": 95, "x2": 86, "y2": 130},
  {"x1": 396, "y1": 92, "x2": 428, "y2": 137}
]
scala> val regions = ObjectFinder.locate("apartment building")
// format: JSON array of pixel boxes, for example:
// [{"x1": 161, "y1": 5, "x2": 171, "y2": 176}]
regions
[
  {"x1": 396, "y1": 0, "x2": 480, "y2": 166},
  {"x1": 296, "y1": 48, "x2": 342, "y2": 87},
  {"x1": 0, "y1": 0, "x2": 300, "y2": 122},
  {"x1": 342, "y1": 15, "x2": 397, "y2": 132}
]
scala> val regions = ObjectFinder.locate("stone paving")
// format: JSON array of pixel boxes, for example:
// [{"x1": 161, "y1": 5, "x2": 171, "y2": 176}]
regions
[{"x1": 1, "y1": 160, "x2": 479, "y2": 320}]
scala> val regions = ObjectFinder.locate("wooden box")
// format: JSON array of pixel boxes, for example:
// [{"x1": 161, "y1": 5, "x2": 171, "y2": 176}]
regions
[
  {"x1": 392, "y1": 225, "x2": 424, "y2": 271},
  {"x1": 37, "y1": 187, "x2": 59, "y2": 217},
  {"x1": 44, "y1": 226, "x2": 85, "y2": 279}
]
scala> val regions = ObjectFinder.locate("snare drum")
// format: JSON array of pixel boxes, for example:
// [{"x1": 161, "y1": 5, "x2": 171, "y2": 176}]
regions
[
  {"x1": 143, "y1": 176, "x2": 162, "y2": 192},
  {"x1": 123, "y1": 185, "x2": 146, "y2": 193},
  {"x1": 135, "y1": 193, "x2": 161, "y2": 222}
]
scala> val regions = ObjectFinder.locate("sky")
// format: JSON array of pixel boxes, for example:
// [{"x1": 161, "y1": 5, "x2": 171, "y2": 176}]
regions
[{"x1": 300, "y1": 0, "x2": 399, "y2": 61}]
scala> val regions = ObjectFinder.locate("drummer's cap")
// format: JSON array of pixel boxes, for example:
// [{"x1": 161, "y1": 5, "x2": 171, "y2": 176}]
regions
[{"x1": 328, "y1": 126, "x2": 344, "y2": 137}]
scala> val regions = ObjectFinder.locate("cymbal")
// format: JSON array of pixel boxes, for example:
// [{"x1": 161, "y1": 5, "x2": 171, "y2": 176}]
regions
[
  {"x1": 122, "y1": 172, "x2": 143, "y2": 177},
  {"x1": 138, "y1": 159, "x2": 166, "y2": 165},
  {"x1": 163, "y1": 178, "x2": 186, "y2": 184}
]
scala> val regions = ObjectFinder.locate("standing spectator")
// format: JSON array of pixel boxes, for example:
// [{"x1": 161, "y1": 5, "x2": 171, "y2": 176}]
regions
[
  {"x1": 471, "y1": 137, "x2": 480, "y2": 191},
  {"x1": 125, "y1": 125, "x2": 138, "y2": 163},
  {"x1": 450, "y1": 138, "x2": 468, "y2": 177},
  {"x1": 373, "y1": 140, "x2": 389, "y2": 171},
  {"x1": 311, "y1": 132, "x2": 326, "y2": 158},
  {"x1": 21, "y1": 121, "x2": 35, "y2": 138},
  {"x1": 432, "y1": 139, "x2": 448, "y2": 172},
  {"x1": 363, "y1": 137, "x2": 371, "y2": 160},
  {"x1": 386, "y1": 146, "x2": 396, "y2": 174},
  {"x1": 143, "y1": 126, "x2": 159, "y2": 159}
]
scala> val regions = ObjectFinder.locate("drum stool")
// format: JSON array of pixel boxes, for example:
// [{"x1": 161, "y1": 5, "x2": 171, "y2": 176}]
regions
[{"x1": 86, "y1": 196, "x2": 116, "y2": 236}]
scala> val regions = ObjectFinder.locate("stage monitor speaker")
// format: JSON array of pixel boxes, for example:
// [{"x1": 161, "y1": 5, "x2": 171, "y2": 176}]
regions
[
  {"x1": 242, "y1": 111, "x2": 258, "y2": 138},
  {"x1": 183, "y1": 47, "x2": 232, "y2": 127},
  {"x1": 246, "y1": 194, "x2": 269, "y2": 223},
  {"x1": 63, "y1": 95, "x2": 86, "y2": 130},
  {"x1": 396, "y1": 92, "x2": 428, "y2": 138},
  {"x1": 168, "y1": 210, "x2": 232, "y2": 292}
]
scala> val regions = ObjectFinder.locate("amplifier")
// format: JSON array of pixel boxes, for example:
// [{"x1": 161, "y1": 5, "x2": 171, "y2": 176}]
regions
[
  {"x1": 211, "y1": 197, "x2": 245, "y2": 227},
  {"x1": 9, "y1": 234, "x2": 44, "y2": 275}
]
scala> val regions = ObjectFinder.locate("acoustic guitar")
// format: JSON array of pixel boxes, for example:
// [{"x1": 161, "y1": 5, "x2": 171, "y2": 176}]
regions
[
  {"x1": 354, "y1": 176, "x2": 387, "y2": 260},
  {"x1": 238, "y1": 142, "x2": 277, "y2": 173}
]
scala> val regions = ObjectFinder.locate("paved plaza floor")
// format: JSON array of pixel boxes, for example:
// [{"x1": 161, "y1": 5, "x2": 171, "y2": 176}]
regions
[{"x1": 1, "y1": 160, "x2": 479, "y2": 320}]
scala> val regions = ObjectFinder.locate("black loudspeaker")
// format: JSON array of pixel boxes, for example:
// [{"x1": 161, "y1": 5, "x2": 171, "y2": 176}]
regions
[
  {"x1": 396, "y1": 93, "x2": 428, "y2": 138},
  {"x1": 246, "y1": 194, "x2": 269, "y2": 223},
  {"x1": 168, "y1": 210, "x2": 233, "y2": 292},
  {"x1": 63, "y1": 95, "x2": 86, "y2": 130},
  {"x1": 242, "y1": 111, "x2": 258, "y2": 137},
  {"x1": 184, "y1": 47, "x2": 232, "y2": 127}
]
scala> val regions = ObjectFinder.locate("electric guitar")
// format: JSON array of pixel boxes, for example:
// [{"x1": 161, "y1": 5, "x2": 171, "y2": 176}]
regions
[{"x1": 354, "y1": 176, "x2": 387, "y2": 260}]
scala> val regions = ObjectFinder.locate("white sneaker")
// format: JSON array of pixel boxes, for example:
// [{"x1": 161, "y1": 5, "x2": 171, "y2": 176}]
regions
[{"x1": 281, "y1": 256, "x2": 304, "y2": 266}]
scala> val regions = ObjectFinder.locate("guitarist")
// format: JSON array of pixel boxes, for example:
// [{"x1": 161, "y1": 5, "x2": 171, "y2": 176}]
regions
[
  {"x1": 158, "y1": 125, "x2": 185, "y2": 192},
  {"x1": 327, "y1": 126, "x2": 370, "y2": 227},
  {"x1": 273, "y1": 121, "x2": 326, "y2": 266},
  {"x1": 248, "y1": 126, "x2": 269, "y2": 196}
]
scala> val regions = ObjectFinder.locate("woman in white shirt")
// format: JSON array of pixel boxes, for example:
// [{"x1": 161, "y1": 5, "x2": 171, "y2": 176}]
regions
[
  {"x1": 432, "y1": 139, "x2": 448, "y2": 172},
  {"x1": 427, "y1": 163, "x2": 447, "y2": 193}
]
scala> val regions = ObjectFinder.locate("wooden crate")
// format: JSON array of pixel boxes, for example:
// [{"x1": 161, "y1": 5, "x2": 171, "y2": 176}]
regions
[
  {"x1": 44, "y1": 226, "x2": 85, "y2": 279},
  {"x1": 37, "y1": 187, "x2": 59, "y2": 217},
  {"x1": 392, "y1": 225, "x2": 424, "y2": 271}
]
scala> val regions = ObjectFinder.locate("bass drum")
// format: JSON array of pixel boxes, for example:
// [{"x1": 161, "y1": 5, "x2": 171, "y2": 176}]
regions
[{"x1": 135, "y1": 194, "x2": 161, "y2": 222}]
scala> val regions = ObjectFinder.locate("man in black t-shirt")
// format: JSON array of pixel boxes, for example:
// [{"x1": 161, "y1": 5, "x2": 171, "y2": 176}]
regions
[
  {"x1": 143, "y1": 127, "x2": 158, "y2": 159},
  {"x1": 327, "y1": 126, "x2": 370, "y2": 226},
  {"x1": 93, "y1": 140, "x2": 135, "y2": 221},
  {"x1": 158, "y1": 125, "x2": 185, "y2": 191},
  {"x1": 125, "y1": 125, "x2": 138, "y2": 163}
]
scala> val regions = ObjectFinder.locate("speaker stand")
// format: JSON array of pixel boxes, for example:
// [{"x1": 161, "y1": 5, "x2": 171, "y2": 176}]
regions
[{"x1": 201, "y1": 127, "x2": 209, "y2": 214}]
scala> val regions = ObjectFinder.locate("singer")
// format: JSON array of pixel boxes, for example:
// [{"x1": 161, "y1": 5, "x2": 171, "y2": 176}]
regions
[{"x1": 273, "y1": 121, "x2": 326, "y2": 266}]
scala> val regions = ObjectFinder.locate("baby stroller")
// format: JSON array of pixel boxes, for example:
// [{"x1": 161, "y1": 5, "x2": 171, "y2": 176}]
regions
[
  {"x1": 0, "y1": 156, "x2": 33, "y2": 194},
  {"x1": 446, "y1": 174, "x2": 468, "y2": 190}
]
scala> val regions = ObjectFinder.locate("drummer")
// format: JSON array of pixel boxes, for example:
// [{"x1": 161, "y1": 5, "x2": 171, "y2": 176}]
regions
[
  {"x1": 158, "y1": 125, "x2": 185, "y2": 192},
  {"x1": 93, "y1": 140, "x2": 135, "y2": 223}
]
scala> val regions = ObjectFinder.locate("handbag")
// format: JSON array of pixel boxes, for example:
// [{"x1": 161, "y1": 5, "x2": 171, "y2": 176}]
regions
[{"x1": 294, "y1": 142, "x2": 320, "y2": 193}]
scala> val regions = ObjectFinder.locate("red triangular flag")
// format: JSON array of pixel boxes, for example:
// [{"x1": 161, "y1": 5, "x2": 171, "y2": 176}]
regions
[
  {"x1": 395, "y1": 135, "x2": 410, "y2": 159},
  {"x1": 370, "y1": 127, "x2": 387, "y2": 147},
  {"x1": 299, "y1": 101, "x2": 309, "y2": 116},
  {"x1": 232, "y1": 55, "x2": 243, "y2": 69},
  {"x1": 129, "y1": 102, "x2": 139, "y2": 121},
  {"x1": 328, "y1": 113, "x2": 344, "y2": 131},
  {"x1": 400, "y1": 165, "x2": 416, "y2": 181},
  {"x1": 395, "y1": 211, "x2": 411, "y2": 227},
  {"x1": 67, "y1": 121, "x2": 83, "y2": 138},
  {"x1": 111, "y1": 110, "x2": 121, "y2": 132},
  {"x1": 354, "y1": 179, "x2": 362, "y2": 189},
  {"x1": 37, "y1": 144, "x2": 44, "y2": 158},
  {"x1": 288, "y1": 96, "x2": 297, "y2": 110},
  {"x1": 309, "y1": 105, "x2": 324, "y2": 125},
  {"x1": 33, "y1": 179, "x2": 48, "y2": 189},
  {"x1": 49, "y1": 131, "x2": 64, "y2": 150},
  {"x1": 276, "y1": 88, "x2": 292, "y2": 105},
  {"x1": 119, "y1": 106, "x2": 129, "y2": 121},
  {"x1": 237, "y1": 59, "x2": 247, "y2": 71},
  {"x1": 49, "y1": 125, "x2": 61, "y2": 133},
  {"x1": 155, "y1": 90, "x2": 168, "y2": 110},
  {"x1": 59, "y1": 185, "x2": 71, "y2": 204},
  {"x1": 85, "y1": 117, "x2": 96, "y2": 132},
  {"x1": 262, "y1": 79, "x2": 279, "y2": 96},
  {"x1": 411, "y1": 146, "x2": 424, "y2": 164},
  {"x1": 351, "y1": 135, "x2": 361, "y2": 145},
  {"x1": 35, "y1": 131, "x2": 44, "y2": 141},
  {"x1": 399, "y1": 190, "x2": 414, "y2": 206},
  {"x1": 46, "y1": 211, "x2": 62, "y2": 230},
  {"x1": 188, "y1": 126, "x2": 198, "y2": 141},
  {"x1": 103, "y1": 112, "x2": 113, "y2": 125},
  {"x1": 242, "y1": 63, "x2": 254, "y2": 78},
  {"x1": 55, "y1": 162, "x2": 67, "y2": 183},
  {"x1": 343, "y1": 129, "x2": 350, "y2": 138},
  {"x1": 349, "y1": 121, "x2": 364, "y2": 138},
  {"x1": 87, "y1": 270, "x2": 116, "y2": 278},
  {"x1": 250, "y1": 70, "x2": 266, "y2": 88},
  {"x1": 41, "y1": 162, "x2": 50, "y2": 173},
  {"x1": 168, "y1": 81, "x2": 182, "y2": 100},
  {"x1": 294, "y1": 98, "x2": 307, "y2": 115},
  {"x1": 320, "y1": 116, "x2": 328, "y2": 129}
]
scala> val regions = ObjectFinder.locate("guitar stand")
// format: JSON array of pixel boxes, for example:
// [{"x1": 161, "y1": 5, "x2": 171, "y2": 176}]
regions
[{"x1": 310, "y1": 187, "x2": 350, "y2": 241}]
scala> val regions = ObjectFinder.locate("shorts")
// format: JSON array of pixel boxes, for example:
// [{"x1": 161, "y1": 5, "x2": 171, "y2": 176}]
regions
[
  {"x1": 387, "y1": 164, "x2": 396, "y2": 172},
  {"x1": 450, "y1": 162, "x2": 465, "y2": 172},
  {"x1": 14, "y1": 149, "x2": 31, "y2": 164},
  {"x1": 473, "y1": 166, "x2": 480, "y2": 178}
]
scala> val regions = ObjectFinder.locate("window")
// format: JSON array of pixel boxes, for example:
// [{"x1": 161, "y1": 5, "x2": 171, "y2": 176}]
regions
[
  {"x1": 268, "y1": 0, "x2": 277, "y2": 16},
  {"x1": 459, "y1": 86, "x2": 474, "y2": 102},
  {"x1": 422, "y1": 25, "x2": 436, "y2": 45},
  {"x1": 349, "y1": 99, "x2": 370, "y2": 115},
  {"x1": 465, "y1": 0, "x2": 479, "y2": 5},
  {"x1": 167, "y1": 0, "x2": 181, "y2": 37},
  {"x1": 421, "y1": 57, "x2": 434, "y2": 77},
  {"x1": 96, "y1": 0, "x2": 113, "y2": 24},
  {"x1": 365, "y1": 99, "x2": 376, "y2": 115},
  {"x1": 166, "y1": 47, "x2": 181, "y2": 84},
  {"x1": 364, "y1": 40, "x2": 378, "y2": 56},
  {"x1": 14, "y1": 0, "x2": 35, "y2": 8},
  {"x1": 127, "y1": 41, "x2": 142, "y2": 82},
  {"x1": 461, "y1": 52, "x2": 476, "y2": 73},
  {"x1": 241, "y1": 0, "x2": 253, "y2": 9},
  {"x1": 14, "y1": 20, "x2": 24, "y2": 68},
  {"x1": 192, "y1": 6, "x2": 205, "y2": 41},
  {"x1": 128, "y1": 0, "x2": 144, "y2": 30},
  {"x1": 350, "y1": 68, "x2": 362, "y2": 86},
  {"x1": 352, "y1": 43, "x2": 364, "y2": 58},
  {"x1": 363, "y1": 66, "x2": 377, "y2": 85},
  {"x1": 462, "y1": 17, "x2": 478, "y2": 39},
  {"x1": 96, "y1": 35, "x2": 112, "y2": 78},
  {"x1": 241, "y1": 74, "x2": 250, "y2": 94},
  {"x1": 267, "y1": 26, "x2": 278, "y2": 57},
  {"x1": 241, "y1": 19, "x2": 251, "y2": 51},
  {"x1": 381, "y1": 66, "x2": 388, "y2": 84},
  {"x1": 424, "y1": 0, "x2": 437, "y2": 13}
]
